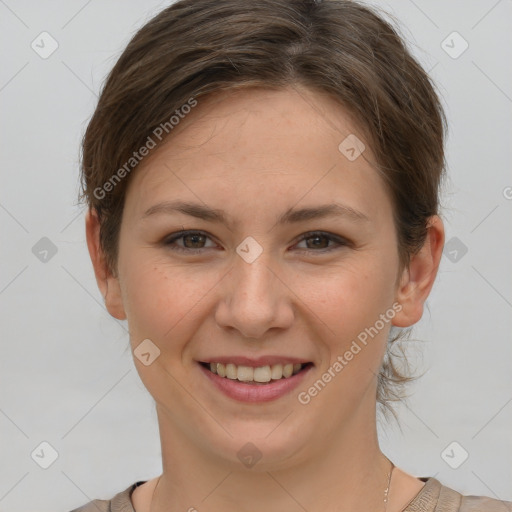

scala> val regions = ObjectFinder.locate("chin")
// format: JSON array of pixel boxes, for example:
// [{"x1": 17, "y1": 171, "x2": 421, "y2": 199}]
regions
[{"x1": 202, "y1": 421, "x2": 314, "y2": 472}]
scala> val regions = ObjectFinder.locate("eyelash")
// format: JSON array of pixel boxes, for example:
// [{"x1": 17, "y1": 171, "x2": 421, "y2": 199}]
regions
[{"x1": 162, "y1": 230, "x2": 349, "y2": 254}]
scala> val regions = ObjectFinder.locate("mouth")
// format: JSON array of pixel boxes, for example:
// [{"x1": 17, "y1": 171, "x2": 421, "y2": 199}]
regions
[
  {"x1": 197, "y1": 359, "x2": 313, "y2": 402},
  {"x1": 199, "y1": 361, "x2": 312, "y2": 385}
]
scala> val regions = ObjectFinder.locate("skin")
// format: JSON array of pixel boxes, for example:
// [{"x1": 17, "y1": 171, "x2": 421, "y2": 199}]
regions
[{"x1": 86, "y1": 85, "x2": 444, "y2": 512}]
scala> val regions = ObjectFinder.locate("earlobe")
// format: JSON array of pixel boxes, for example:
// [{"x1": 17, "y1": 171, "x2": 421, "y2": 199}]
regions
[
  {"x1": 85, "y1": 209, "x2": 127, "y2": 320},
  {"x1": 392, "y1": 215, "x2": 445, "y2": 328}
]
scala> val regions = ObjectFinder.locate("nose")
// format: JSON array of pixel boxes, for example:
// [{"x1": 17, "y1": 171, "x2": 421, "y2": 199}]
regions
[{"x1": 214, "y1": 251, "x2": 294, "y2": 339}]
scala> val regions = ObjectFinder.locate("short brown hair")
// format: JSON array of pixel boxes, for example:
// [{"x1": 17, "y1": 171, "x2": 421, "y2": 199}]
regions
[{"x1": 80, "y1": 0, "x2": 446, "y2": 423}]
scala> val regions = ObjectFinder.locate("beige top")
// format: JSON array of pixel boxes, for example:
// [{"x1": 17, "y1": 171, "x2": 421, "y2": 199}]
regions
[{"x1": 69, "y1": 477, "x2": 512, "y2": 512}]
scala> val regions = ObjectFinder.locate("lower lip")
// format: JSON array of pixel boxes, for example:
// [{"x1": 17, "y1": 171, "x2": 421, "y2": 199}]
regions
[{"x1": 198, "y1": 363, "x2": 313, "y2": 403}]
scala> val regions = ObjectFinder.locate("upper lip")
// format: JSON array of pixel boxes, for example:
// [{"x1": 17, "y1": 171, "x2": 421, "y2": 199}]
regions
[{"x1": 198, "y1": 356, "x2": 312, "y2": 367}]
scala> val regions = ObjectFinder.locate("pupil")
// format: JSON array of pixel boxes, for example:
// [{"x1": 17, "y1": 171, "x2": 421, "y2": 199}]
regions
[
  {"x1": 185, "y1": 234, "x2": 204, "y2": 248},
  {"x1": 309, "y1": 235, "x2": 327, "y2": 249}
]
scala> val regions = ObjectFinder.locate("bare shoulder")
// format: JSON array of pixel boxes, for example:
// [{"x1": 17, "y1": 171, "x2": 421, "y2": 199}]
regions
[{"x1": 131, "y1": 477, "x2": 160, "y2": 512}]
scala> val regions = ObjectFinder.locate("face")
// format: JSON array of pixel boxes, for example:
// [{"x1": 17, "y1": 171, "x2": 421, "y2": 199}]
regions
[{"x1": 89, "y1": 85, "x2": 438, "y2": 469}]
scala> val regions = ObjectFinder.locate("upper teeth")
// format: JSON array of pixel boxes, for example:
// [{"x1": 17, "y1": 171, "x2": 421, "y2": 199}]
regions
[{"x1": 209, "y1": 362, "x2": 303, "y2": 382}]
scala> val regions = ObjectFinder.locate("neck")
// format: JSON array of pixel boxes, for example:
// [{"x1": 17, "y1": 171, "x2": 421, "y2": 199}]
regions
[{"x1": 151, "y1": 399, "x2": 392, "y2": 512}]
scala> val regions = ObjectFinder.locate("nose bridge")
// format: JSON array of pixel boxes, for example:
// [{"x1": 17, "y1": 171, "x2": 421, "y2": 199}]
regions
[
  {"x1": 233, "y1": 251, "x2": 276, "y2": 303},
  {"x1": 215, "y1": 246, "x2": 292, "y2": 338}
]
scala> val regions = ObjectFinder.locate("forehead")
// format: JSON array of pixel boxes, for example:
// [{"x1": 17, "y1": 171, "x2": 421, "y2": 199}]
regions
[
  {"x1": 157, "y1": 85, "x2": 370, "y2": 163},
  {"x1": 123, "y1": 85, "x2": 391, "y2": 225}
]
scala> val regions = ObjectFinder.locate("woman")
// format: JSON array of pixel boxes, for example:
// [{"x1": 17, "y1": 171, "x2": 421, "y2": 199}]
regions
[{"x1": 72, "y1": 0, "x2": 511, "y2": 511}]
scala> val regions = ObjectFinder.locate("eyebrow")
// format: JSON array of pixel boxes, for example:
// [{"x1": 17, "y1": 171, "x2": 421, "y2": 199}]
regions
[{"x1": 142, "y1": 200, "x2": 369, "y2": 226}]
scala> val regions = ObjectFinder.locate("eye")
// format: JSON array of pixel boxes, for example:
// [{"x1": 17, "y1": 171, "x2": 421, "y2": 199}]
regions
[
  {"x1": 294, "y1": 231, "x2": 348, "y2": 252},
  {"x1": 163, "y1": 230, "x2": 217, "y2": 252}
]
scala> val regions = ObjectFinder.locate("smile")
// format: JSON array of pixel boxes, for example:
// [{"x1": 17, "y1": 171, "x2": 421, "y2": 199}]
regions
[
  {"x1": 198, "y1": 360, "x2": 314, "y2": 403},
  {"x1": 201, "y1": 361, "x2": 308, "y2": 383}
]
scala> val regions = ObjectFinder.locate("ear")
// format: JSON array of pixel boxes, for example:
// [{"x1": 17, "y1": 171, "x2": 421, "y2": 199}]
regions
[
  {"x1": 85, "y1": 208, "x2": 126, "y2": 320},
  {"x1": 392, "y1": 215, "x2": 445, "y2": 327}
]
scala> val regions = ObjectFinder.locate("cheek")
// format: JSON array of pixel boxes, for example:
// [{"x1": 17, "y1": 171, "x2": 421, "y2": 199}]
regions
[
  {"x1": 307, "y1": 254, "x2": 397, "y2": 355},
  {"x1": 333, "y1": 255, "x2": 394, "y2": 305},
  {"x1": 119, "y1": 253, "x2": 220, "y2": 347},
  {"x1": 299, "y1": 261, "x2": 397, "y2": 410}
]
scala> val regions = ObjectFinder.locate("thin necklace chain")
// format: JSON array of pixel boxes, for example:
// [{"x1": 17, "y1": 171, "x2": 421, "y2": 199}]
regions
[
  {"x1": 384, "y1": 455, "x2": 395, "y2": 511},
  {"x1": 149, "y1": 456, "x2": 395, "y2": 512}
]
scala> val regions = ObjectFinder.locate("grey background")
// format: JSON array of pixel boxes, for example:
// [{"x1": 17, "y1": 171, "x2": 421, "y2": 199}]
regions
[{"x1": 0, "y1": 1, "x2": 511, "y2": 510}]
